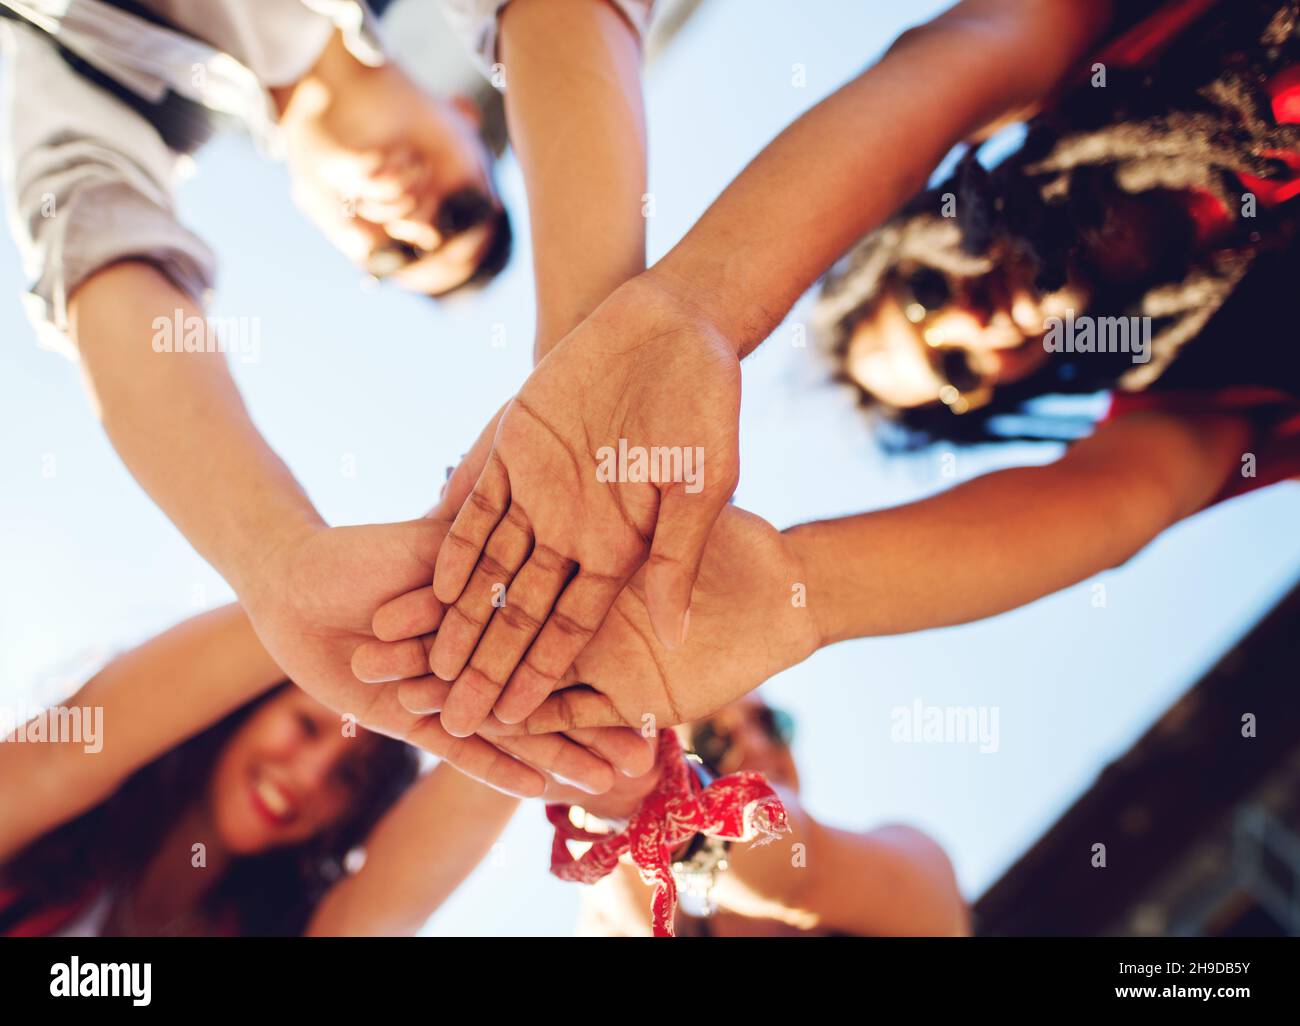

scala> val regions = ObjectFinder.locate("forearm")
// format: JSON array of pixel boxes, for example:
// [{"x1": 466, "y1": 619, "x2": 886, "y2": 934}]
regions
[
  {"x1": 68, "y1": 261, "x2": 323, "y2": 604},
  {"x1": 306, "y1": 763, "x2": 519, "y2": 935},
  {"x1": 788, "y1": 411, "x2": 1247, "y2": 645},
  {"x1": 714, "y1": 797, "x2": 967, "y2": 936},
  {"x1": 499, "y1": 0, "x2": 647, "y2": 358},
  {"x1": 648, "y1": 0, "x2": 1112, "y2": 353},
  {"x1": 0, "y1": 604, "x2": 285, "y2": 863}
]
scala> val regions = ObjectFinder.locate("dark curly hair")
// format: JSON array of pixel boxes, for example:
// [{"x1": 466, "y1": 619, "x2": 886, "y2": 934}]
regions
[{"x1": 817, "y1": 0, "x2": 1300, "y2": 449}]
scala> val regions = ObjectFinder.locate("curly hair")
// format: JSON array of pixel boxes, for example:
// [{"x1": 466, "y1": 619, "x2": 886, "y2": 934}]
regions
[{"x1": 817, "y1": 0, "x2": 1300, "y2": 448}]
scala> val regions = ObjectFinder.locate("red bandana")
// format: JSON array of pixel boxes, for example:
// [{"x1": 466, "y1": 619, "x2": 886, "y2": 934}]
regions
[{"x1": 547, "y1": 730, "x2": 788, "y2": 936}]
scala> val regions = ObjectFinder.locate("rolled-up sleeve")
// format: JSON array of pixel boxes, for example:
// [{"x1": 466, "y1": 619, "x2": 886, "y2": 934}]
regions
[
  {"x1": 441, "y1": 0, "x2": 655, "y2": 79},
  {"x1": 1, "y1": 21, "x2": 216, "y2": 358}
]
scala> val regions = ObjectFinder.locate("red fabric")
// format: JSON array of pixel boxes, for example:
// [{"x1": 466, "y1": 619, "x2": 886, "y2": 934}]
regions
[
  {"x1": 547, "y1": 731, "x2": 788, "y2": 937},
  {"x1": 0, "y1": 881, "x2": 242, "y2": 936},
  {"x1": 1268, "y1": 65, "x2": 1300, "y2": 124},
  {"x1": 0, "y1": 884, "x2": 95, "y2": 937},
  {"x1": 1107, "y1": 388, "x2": 1300, "y2": 503},
  {"x1": 1056, "y1": 3, "x2": 1300, "y2": 228},
  {"x1": 1093, "y1": 0, "x2": 1220, "y2": 70}
]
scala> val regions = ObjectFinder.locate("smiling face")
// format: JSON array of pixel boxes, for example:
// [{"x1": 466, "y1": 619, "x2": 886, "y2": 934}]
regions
[
  {"x1": 206, "y1": 688, "x2": 379, "y2": 855},
  {"x1": 846, "y1": 259, "x2": 1089, "y2": 414}
]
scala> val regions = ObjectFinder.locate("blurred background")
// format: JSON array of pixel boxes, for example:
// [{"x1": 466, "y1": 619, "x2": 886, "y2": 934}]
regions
[{"x1": 2, "y1": 0, "x2": 1299, "y2": 935}]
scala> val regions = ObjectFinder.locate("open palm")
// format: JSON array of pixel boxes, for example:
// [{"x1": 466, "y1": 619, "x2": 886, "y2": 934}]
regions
[{"x1": 428, "y1": 276, "x2": 744, "y2": 737}]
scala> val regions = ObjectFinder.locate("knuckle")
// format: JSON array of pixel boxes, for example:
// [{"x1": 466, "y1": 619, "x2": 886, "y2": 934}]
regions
[
  {"x1": 548, "y1": 609, "x2": 594, "y2": 642},
  {"x1": 497, "y1": 602, "x2": 542, "y2": 635},
  {"x1": 531, "y1": 543, "x2": 573, "y2": 578},
  {"x1": 447, "y1": 602, "x2": 487, "y2": 631},
  {"x1": 444, "y1": 529, "x2": 484, "y2": 557},
  {"x1": 460, "y1": 664, "x2": 504, "y2": 698},
  {"x1": 476, "y1": 550, "x2": 513, "y2": 583},
  {"x1": 466, "y1": 489, "x2": 502, "y2": 519}
]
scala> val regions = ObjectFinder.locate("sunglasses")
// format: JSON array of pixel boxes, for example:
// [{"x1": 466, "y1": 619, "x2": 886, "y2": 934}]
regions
[
  {"x1": 897, "y1": 267, "x2": 996, "y2": 414},
  {"x1": 691, "y1": 705, "x2": 796, "y2": 777}
]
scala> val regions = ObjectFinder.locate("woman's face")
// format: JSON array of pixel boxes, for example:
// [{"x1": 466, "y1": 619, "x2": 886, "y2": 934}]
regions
[
  {"x1": 207, "y1": 689, "x2": 376, "y2": 855},
  {"x1": 846, "y1": 263, "x2": 1088, "y2": 412}
]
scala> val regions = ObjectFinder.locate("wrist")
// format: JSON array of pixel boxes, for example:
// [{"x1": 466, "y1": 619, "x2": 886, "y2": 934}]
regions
[
  {"x1": 782, "y1": 520, "x2": 843, "y2": 650},
  {"x1": 229, "y1": 509, "x2": 326, "y2": 616},
  {"x1": 644, "y1": 250, "x2": 765, "y2": 358},
  {"x1": 631, "y1": 264, "x2": 746, "y2": 357}
]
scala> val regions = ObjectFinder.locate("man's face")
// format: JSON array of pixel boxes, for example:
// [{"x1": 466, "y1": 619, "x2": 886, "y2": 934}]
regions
[
  {"x1": 354, "y1": 95, "x2": 508, "y2": 296},
  {"x1": 846, "y1": 262, "x2": 1087, "y2": 413},
  {"x1": 283, "y1": 63, "x2": 508, "y2": 296}
]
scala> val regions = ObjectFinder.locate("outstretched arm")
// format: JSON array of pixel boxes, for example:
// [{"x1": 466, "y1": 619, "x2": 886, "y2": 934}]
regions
[
  {"x1": 646, "y1": 0, "x2": 1115, "y2": 353},
  {"x1": 419, "y1": 0, "x2": 1116, "y2": 735},
  {"x1": 69, "y1": 263, "x2": 322, "y2": 606},
  {"x1": 581, "y1": 807, "x2": 967, "y2": 937},
  {"x1": 372, "y1": 408, "x2": 1248, "y2": 732},
  {"x1": 790, "y1": 410, "x2": 1249, "y2": 645},
  {"x1": 68, "y1": 264, "x2": 644, "y2": 797},
  {"x1": 0, "y1": 604, "x2": 284, "y2": 864},
  {"x1": 306, "y1": 763, "x2": 519, "y2": 936},
  {"x1": 498, "y1": 0, "x2": 648, "y2": 356},
  {"x1": 564, "y1": 763, "x2": 967, "y2": 936},
  {"x1": 423, "y1": 0, "x2": 657, "y2": 733}
]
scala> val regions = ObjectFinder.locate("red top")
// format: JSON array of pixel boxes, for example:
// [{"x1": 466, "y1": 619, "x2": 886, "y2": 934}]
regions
[{"x1": 0, "y1": 882, "x2": 241, "y2": 937}]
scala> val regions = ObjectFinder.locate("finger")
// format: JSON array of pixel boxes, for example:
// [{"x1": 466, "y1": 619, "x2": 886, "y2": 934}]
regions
[
  {"x1": 429, "y1": 502, "x2": 534, "y2": 684},
  {"x1": 384, "y1": 192, "x2": 440, "y2": 253},
  {"x1": 567, "y1": 726, "x2": 656, "y2": 777},
  {"x1": 441, "y1": 542, "x2": 577, "y2": 733},
  {"x1": 524, "y1": 687, "x2": 629, "y2": 733},
  {"x1": 493, "y1": 569, "x2": 623, "y2": 725},
  {"x1": 360, "y1": 148, "x2": 423, "y2": 202},
  {"x1": 493, "y1": 733, "x2": 614, "y2": 796},
  {"x1": 355, "y1": 189, "x2": 421, "y2": 225},
  {"x1": 373, "y1": 586, "x2": 444, "y2": 641},
  {"x1": 432, "y1": 451, "x2": 510, "y2": 604},
  {"x1": 352, "y1": 635, "x2": 434, "y2": 683},
  {"x1": 391, "y1": 221, "x2": 495, "y2": 297},
  {"x1": 397, "y1": 676, "x2": 451, "y2": 714},
  {"x1": 404, "y1": 710, "x2": 545, "y2": 798},
  {"x1": 644, "y1": 481, "x2": 734, "y2": 650}
]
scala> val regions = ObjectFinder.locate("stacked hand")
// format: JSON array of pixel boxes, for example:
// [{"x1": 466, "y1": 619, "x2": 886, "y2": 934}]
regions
[
  {"x1": 354, "y1": 503, "x2": 823, "y2": 737},
  {"x1": 240, "y1": 517, "x2": 654, "y2": 798},
  {"x1": 413, "y1": 276, "x2": 746, "y2": 737}
]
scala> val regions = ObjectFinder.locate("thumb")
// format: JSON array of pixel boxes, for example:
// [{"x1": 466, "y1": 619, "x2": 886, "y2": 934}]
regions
[{"x1": 643, "y1": 482, "x2": 731, "y2": 650}]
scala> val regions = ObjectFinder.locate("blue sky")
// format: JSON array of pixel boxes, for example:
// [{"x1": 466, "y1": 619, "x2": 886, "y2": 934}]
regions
[{"x1": 2, "y1": 0, "x2": 1299, "y2": 935}]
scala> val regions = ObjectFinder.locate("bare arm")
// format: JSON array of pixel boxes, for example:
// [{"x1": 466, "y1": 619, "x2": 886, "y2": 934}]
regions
[
  {"x1": 498, "y1": 0, "x2": 648, "y2": 357},
  {"x1": 791, "y1": 411, "x2": 1249, "y2": 645},
  {"x1": 647, "y1": 0, "x2": 1115, "y2": 353},
  {"x1": 578, "y1": 788, "x2": 967, "y2": 936},
  {"x1": 0, "y1": 604, "x2": 284, "y2": 863},
  {"x1": 305, "y1": 763, "x2": 519, "y2": 936},
  {"x1": 69, "y1": 262, "x2": 322, "y2": 603},
  {"x1": 715, "y1": 807, "x2": 968, "y2": 936}
]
